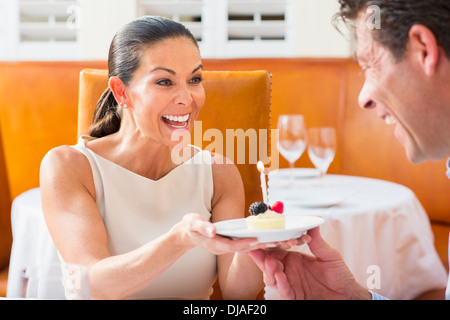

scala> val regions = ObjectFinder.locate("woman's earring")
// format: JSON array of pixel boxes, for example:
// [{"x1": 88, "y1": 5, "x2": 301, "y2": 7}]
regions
[{"x1": 120, "y1": 103, "x2": 128, "y2": 109}]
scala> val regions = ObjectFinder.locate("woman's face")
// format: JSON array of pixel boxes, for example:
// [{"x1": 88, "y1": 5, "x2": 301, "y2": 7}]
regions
[{"x1": 124, "y1": 37, "x2": 204, "y2": 148}]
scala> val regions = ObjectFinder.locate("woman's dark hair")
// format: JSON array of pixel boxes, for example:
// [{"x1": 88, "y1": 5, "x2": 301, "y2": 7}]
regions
[
  {"x1": 89, "y1": 16, "x2": 199, "y2": 138},
  {"x1": 333, "y1": 0, "x2": 450, "y2": 62}
]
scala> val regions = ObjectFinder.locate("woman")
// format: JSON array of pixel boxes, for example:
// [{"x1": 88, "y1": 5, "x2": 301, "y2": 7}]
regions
[{"x1": 40, "y1": 16, "x2": 282, "y2": 300}]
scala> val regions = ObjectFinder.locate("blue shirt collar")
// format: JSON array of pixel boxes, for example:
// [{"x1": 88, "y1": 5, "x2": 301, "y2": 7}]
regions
[{"x1": 447, "y1": 158, "x2": 450, "y2": 179}]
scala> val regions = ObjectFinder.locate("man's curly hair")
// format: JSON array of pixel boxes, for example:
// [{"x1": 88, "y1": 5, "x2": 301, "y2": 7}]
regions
[{"x1": 333, "y1": 0, "x2": 450, "y2": 61}]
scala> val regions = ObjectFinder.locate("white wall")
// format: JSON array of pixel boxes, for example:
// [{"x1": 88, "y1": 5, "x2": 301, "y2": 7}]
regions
[
  {"x1": 291, "y1": 0, "x2": 352, "y2": 57},
  {"x1": 79, "y1": 0, "x2": 137, "y2": 60},
  {"x1": 0, "y1": 0, "x2": 19, "y2": 60}
]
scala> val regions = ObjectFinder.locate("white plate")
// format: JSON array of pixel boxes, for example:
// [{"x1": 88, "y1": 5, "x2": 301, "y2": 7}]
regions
[
  {"x1": 284, "y1": 195, "x2": 343, "y2": 208},
  {"x1": 214, "y1": 215, "x2": 325, "y2": 242},
  {"x1": 269, "y1": 168, "x2": 320, "y2": 179}
]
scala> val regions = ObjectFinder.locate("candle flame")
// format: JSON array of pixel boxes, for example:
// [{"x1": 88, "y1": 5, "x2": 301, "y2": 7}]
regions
[{"x1": 257, "y1": 161, "x2": 264, "y2": 172}]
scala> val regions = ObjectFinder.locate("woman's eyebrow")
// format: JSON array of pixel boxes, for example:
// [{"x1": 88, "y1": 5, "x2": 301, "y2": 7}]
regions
[
  {"x1": 192, "y1": 64, "x2": 203, "y2": 73},
  {"x1": 150, "y1": 67, "x2": 175, "y2": 75},
  {"x1": 150, "y1": 64, "x2": 203, "y2": 75}
]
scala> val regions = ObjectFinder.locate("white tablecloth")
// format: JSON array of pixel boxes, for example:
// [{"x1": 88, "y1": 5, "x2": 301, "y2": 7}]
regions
[
  {"x1": 6, "y1": 175, "x2": 448, "y2": 300},
  {"x1": 265, "y1": 170, "x2": 448, "y2": 300},
  {"x1": 7, "y1": 188, "x2": 63, "y2": 298}
]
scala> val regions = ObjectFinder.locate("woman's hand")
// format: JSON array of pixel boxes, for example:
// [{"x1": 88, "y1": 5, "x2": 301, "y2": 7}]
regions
[
  {"x1": 174, "y1": 213, "x2": 300, "y2": 255},
  {"x1": 248, "y1": 227, "x2": 371, "y2": 300}
]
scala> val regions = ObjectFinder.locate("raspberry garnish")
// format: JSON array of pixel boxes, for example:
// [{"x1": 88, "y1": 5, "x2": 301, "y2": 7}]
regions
[{"x1": 270, "y1": 201, "x2": 284, "y2": 214}]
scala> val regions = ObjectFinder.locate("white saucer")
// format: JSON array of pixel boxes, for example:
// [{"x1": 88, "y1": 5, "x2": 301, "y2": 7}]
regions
[
  {"x1": 269, "y1": 168, "x2": 320, "y2": 179},
  {"x1": 284, "y1": 195, "x2": 343, "y2": 208},
  {"x1": 214, "y1": 215, "x2": 325, "y2": 242}
]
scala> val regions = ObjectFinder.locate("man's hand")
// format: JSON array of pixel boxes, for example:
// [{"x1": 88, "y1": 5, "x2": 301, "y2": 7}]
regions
[{"x1": 248, "y1": 227, "x2": 371, "y2": 300}]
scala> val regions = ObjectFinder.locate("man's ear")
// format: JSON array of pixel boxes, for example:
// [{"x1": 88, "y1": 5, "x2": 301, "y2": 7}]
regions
[
  {"x1": 109, "y1": 76, "x2": 130, "y2": 107},
  {"x1": 408, "y1": 24, "x2": 439, "y2": 76}
]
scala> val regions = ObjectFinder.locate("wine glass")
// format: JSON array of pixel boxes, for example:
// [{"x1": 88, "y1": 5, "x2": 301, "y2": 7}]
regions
[
  {"x1": 277, "y1": 115, "x2": 307, "y2": 184},
  {"x1": 307, "y1": 127, "x2": 336, "y2": 177},
  {"x1": 21, "y1": 263, "x2": 91, "y2": 299}
]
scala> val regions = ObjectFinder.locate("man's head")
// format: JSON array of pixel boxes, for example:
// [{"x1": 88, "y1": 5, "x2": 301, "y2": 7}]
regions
[{"x1": 334, "y1": 0, "x2": 450, "y2": 163}]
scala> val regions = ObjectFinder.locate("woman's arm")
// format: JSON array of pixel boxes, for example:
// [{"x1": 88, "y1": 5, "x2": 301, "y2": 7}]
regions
[
  {"x1": 40, "y1": 146, "x2": 200, "y2": 299},
  {"x1": 40, "y1": 146, "x2": 264, "y2": 299},
  {"x1": 210, "y1": 154, "x2": 264, "y2": 299}
]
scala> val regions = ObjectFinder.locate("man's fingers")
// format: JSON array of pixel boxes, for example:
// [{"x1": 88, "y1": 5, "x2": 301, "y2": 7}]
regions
[
  {"x1": 263, "y1": 255, "x2": 284, "y2": 287},
  {"x1": 306, "y1": 227, "x2": 336, "y2": 259},
  {"x1": 275, "y1": 271, "x2": 296, "y2": 300},
  {"x1": 248, "y1": 249, "x2": 266, "y2": 271}
]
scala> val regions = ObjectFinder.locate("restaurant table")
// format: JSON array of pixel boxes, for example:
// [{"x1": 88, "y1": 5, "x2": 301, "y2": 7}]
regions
[
  {"x1": 6, "y1": 187, "x2": 65, "y2": 299},
  {"x1": 264, "y1": 169, "x2": 448, "y2": 300},
  {"x1": 6, "y1": 174, "x2": 448, "y2": 300}
]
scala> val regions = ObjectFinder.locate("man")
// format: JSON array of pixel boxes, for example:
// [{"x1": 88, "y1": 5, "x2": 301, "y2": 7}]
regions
[{"x1": 249, "y1": 0, "x2": 450, "y2": 300}]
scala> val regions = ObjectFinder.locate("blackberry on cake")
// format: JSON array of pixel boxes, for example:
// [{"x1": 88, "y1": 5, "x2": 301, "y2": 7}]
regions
[{"x1": 249, "y1": 201, "x2": 268, "y2": 216}]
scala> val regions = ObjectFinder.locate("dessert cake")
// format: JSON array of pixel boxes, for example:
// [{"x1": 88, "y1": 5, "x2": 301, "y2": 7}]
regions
[{"x1": 246, "y1": 201, "x2": 285, "y2": 231}]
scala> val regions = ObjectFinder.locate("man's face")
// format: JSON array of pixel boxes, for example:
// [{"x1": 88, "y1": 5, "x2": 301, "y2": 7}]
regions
[{"x1": 355, "y1": 12, "x2": 449, "y2": 163}]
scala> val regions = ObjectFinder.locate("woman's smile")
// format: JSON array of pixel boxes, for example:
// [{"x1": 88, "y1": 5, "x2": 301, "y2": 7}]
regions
[{"x1": 162, "y1": 113, "x2": 190, "y2": 129}]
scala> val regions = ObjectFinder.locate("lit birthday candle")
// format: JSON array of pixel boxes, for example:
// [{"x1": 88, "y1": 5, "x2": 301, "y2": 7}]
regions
[{"x1": 257, "y1": 161, "x2": 268, "y2": 204}]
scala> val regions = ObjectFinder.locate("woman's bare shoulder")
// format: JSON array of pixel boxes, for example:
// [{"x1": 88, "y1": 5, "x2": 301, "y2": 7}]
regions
[
  {"x1": 40, "y1": 145, "x2": 95, "y2": 191},
  {"x1": 41, "y1": 145, "x2": 89, "y2": 172},
  {"x1": 210, "y1": 152, "x2": 242, "y2": 182}
]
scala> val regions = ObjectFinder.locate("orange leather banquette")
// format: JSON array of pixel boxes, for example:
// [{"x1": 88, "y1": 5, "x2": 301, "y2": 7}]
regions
[
  {"x1": 203, "y1": 58, "x2": 450, "y2": 272},
  {"x1": 0, "y1": 58, "x2": 449, "y2": 298}
]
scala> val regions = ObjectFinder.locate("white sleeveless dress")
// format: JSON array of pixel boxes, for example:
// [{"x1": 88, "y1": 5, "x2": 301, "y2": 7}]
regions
[{"x1": 70, "y1": 136, "x2": 217, "y2": 299}]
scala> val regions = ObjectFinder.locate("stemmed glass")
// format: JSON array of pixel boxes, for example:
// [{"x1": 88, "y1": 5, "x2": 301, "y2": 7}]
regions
[
  {"x1": 277, "y1": 115, "x2": 307, "y2": 184},
  {"x1": 307, "y1": 127, "x2": 336, "y2": 177},
  {"x1": 21, "y1": 263, "x2": 91, "y2": 299}
]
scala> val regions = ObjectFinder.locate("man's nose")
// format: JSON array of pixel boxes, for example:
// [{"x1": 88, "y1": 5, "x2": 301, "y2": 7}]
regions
[{"x1": 358, "y1": 82, "x2": 376, "y2": 109}]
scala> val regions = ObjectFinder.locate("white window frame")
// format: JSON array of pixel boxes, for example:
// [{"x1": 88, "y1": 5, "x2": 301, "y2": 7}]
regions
[
  {"x1": 138, "y1": 0, "x2": 294, "y2": 58},
  {"x1": 1, "y1": 0, "x2": 81, "y2": 61},
  {"x1": 0, "y1": 0, "x2": 351, "y2": 61}
]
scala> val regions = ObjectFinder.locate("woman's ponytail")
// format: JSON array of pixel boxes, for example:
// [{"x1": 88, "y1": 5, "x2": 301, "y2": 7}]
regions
[{"x1": 89, "y1": 87, "x2": 122, "y2": 138}]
